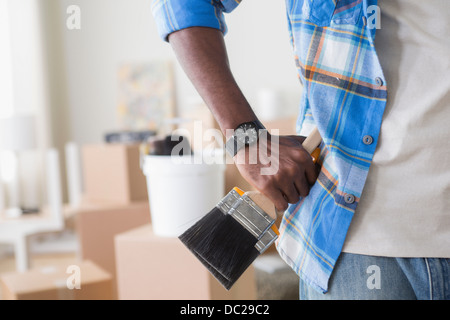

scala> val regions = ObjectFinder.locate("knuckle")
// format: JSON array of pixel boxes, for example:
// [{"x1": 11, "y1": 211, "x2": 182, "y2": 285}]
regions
[
  {"x1": 287, "y1": 164, "x2": 300, "y2": 176},
  {"x1": 278, "y1": 162, "x2": 299, "y2": 177},
  {"x1": 294, "y1": 149, "x2": 311, "y2": 162},
  {"x1": 276, "y1": 201, "x2": 289, "y2": 212},
  {"x1": 287, "y1": 195, "x2": 300, "y2": 204}
]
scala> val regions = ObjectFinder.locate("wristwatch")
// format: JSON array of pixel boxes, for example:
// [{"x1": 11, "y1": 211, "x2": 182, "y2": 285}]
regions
[{"x1": 225, "y1": 120, "x2": 266, "y2": 157}]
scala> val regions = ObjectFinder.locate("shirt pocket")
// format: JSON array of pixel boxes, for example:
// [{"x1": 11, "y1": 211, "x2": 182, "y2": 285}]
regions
[{"x1": 290, "y1": 0, "x2": 362, "y2": 27}]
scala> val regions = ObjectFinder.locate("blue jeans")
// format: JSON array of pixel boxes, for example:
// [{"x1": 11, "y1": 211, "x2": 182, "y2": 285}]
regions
[{"x1": 299, "y1": 252, "x2": 450, "y2": 300}]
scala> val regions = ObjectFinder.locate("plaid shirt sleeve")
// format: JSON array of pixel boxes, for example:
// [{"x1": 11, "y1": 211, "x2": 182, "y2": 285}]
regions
[{"x1": 151, "y1": 0, "x2": 241, "y2": 41}]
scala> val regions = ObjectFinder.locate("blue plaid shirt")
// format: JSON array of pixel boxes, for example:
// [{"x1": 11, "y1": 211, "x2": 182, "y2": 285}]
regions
[{"x1": 152, "y1": 0, "x2": 387, "y2": 293}]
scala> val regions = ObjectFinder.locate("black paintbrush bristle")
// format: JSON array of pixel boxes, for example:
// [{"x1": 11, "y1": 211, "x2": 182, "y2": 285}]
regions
[{"x1": 179, "y1": 207, "x2": 260, "y2": 290}]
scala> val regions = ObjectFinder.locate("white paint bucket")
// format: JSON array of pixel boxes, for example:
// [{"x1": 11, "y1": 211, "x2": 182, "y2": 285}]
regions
[{"x1": 142, "y1": 149, "x2": 225, "y2": 237}]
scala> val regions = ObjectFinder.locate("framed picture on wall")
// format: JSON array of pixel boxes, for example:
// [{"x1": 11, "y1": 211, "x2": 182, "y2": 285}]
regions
[{"x1": 117, "y1": 60, "x2": 176, "y2": 132}]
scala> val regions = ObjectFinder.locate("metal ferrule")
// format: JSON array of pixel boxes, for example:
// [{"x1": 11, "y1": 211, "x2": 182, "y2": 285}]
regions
[
  {"x1": 254, "y1": 227, "x2": 278, "y2": 254},
  {"x1": 216, "y1": 189, "x2": 242, "y2": 214},
  {"x1": 228, "y1": 194, "x2": 274, "y2": 238},
  {"x1": 228, "y1": 194, "x2": 278, "y2": 252}
]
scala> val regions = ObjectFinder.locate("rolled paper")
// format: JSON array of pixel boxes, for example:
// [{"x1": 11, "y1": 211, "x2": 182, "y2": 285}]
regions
[
  {"x1": 46, "y1": 149, "x2": 63, "y2": 225},
  {"x1": 65, "y1": 142, "x2": 82, "y2": 207}
]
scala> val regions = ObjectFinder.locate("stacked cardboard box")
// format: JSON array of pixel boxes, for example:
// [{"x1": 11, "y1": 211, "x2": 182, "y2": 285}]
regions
[
  {"x1": 0, "y1": 260, "x2": 113, "y2": 300},
  {"x1": 74, "y1": 200, "x2": 150, "y2": 297},
  {"x1": 74, "y1": 143, "x2": 151, "y2": 298},
  {"x1": 81, "y1": 143, "x2": 148, "y2": 204},
  {"x1": 114, "y1": 224, "x2": 256, "y2": 300}
]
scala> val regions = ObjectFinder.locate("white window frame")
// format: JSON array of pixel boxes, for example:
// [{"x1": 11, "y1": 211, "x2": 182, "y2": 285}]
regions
[{"x1": 0, "y1": 0, "x2": 15, "y2": 119}]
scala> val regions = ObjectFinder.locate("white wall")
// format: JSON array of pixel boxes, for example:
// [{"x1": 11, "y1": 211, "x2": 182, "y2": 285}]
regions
[
  {"x1": 58, "y1": 0, "x2": 302, "y2": 144},
  {"x1": 225, "y1": 1, "x2": 301, "y2": 116}
]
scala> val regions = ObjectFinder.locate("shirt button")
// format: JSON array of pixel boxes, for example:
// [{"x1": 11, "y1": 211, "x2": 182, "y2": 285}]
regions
[
  {"x1": 344, "y1": 194, "x2": 355, "y2": 204},
  {"x1": 375, "y1": 77, "x2": 384, "y2": 86},
  {"x1": 363, "y1": 135, "x2": 374, "y2": 145}
]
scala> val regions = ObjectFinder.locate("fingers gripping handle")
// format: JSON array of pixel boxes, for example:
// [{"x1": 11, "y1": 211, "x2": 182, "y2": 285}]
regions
[{"x1": 247, "y1": 127, "x2": 323, "y2": 220}]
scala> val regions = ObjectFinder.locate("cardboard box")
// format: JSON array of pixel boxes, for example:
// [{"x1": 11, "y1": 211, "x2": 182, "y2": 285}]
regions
[
  {"x1": 114, "y1": 224, "x2": 257, "y2": 300},
  {"x1": 0, "y1": 260, "x2": 113, "y2": 300},
  {"x1": 82, "y1": 143, "x2": 148, "y2": 204},
  {"x1": 74, "y1": 200, "x2": 151, "y2": 298}
]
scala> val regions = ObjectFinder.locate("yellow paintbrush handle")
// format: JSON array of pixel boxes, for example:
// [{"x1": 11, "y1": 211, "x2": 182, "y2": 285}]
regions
[{"x1": 302, "y1": 126, "x2": 322, "y2": 155}]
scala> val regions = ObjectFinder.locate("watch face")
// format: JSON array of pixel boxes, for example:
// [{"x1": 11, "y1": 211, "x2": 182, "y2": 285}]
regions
[{"x1": 235, "y1": 122, "x2": 258, "y2": 145}]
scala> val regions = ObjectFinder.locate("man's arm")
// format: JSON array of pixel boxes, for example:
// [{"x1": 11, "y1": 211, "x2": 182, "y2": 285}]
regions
[
  {"x1": 168, "y1": 27, "x2": 318, "y2": 211},
  {"x1": 169, "y1": 27, "x2": 256, "y2": 133}
]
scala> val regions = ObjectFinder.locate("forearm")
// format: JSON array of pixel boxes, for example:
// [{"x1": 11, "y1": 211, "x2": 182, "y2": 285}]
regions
[
  {"x1": 168, "y1": 27, "x2": 258, "y2": 137},
  {"x1": 168, "y1": 27, "x2": 318, "y2": 211}
]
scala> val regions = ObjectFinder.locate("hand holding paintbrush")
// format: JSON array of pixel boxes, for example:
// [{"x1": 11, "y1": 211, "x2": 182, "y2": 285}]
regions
[
  {"x1": 234, "y1": 127, "x2": 321, "y2": 212},
  {"x1": 237, "y1": 126, "x2": 322, "y2": 220},
  {"x1": 179, "y1": 127, "x2": 322, "y2": 290}
]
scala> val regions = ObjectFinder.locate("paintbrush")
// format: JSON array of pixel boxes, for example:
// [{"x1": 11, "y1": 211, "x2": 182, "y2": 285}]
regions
[
  {"x1": 179, "y1": 127, "x2": 322, "y2": 290},
  {"x1": 179, "y1": 187, "x2": 280, "y2": 289}
]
